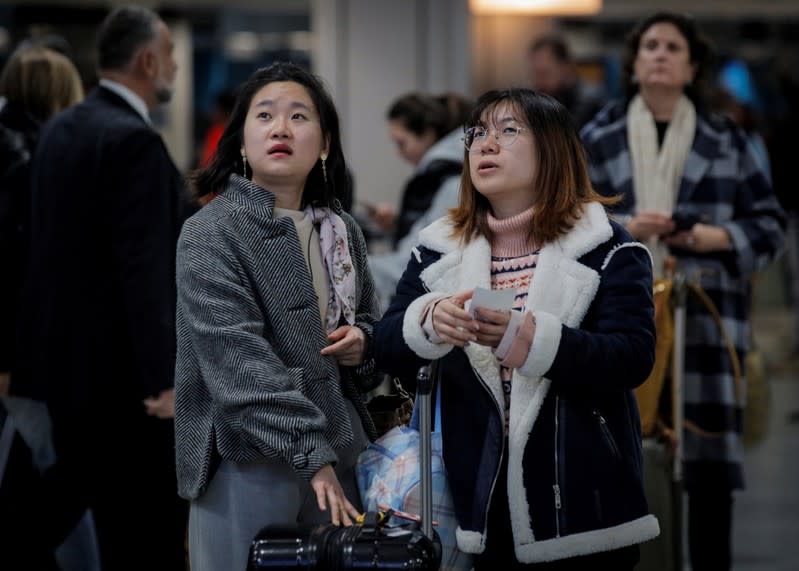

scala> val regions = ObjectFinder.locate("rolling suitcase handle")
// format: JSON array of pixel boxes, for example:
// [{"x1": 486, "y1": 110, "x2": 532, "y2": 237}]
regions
[{"x1": 415, "y1": 362, "x2": 436, "y2": 542}]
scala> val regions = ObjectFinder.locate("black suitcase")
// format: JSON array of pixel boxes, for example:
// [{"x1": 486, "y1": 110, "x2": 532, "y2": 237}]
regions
[{"x1": 247, "y1": 365, "x2": 443, "y2": 570}]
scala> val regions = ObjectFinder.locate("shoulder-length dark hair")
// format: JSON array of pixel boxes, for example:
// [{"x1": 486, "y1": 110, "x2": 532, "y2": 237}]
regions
[
  {"x1": 450, "y1": 88, "x2": 618, "y2": 246},
  {"x1": 193, "y1": 61, "x2": 346, "y2": 209},
  {"x1": 622, "y1": 12, "x2": 714, "y2": 107}
]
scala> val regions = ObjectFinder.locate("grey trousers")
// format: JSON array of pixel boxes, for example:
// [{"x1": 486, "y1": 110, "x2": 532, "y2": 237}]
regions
[{"x1": 188, "y1": 399, "x2": 368, "y2": 571}]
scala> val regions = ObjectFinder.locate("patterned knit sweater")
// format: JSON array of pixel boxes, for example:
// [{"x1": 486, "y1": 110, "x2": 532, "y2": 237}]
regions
[{"x1": 487, "y1": 206, "x2": 539, "y2": 428}]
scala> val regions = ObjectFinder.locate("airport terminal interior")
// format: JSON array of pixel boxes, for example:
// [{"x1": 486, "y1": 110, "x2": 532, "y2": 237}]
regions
[{"x1": 0, "y1": 0, "x2": 797, "y2": 569}]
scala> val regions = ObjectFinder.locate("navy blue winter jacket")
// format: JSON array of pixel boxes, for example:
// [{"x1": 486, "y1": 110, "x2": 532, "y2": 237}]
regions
[{"x1": 374, "y1": 202, "x2": 660, "y2": 563}]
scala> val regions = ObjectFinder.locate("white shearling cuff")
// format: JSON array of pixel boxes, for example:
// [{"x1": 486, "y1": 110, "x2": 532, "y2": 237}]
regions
[
  {"x1": 517, "y1": 310, "x2": 561, "y2": 378},
  {"x1": 402, "y1": 292, "x2": 454, "y2": 360},
  {"x1": 455, "y1": 527, "x2": 486, "y2": 554}
]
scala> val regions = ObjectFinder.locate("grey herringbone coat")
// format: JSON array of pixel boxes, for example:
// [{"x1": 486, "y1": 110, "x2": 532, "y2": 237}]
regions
[{"x1": 174, "y1": 175, "x2": 379, "y2": 500}]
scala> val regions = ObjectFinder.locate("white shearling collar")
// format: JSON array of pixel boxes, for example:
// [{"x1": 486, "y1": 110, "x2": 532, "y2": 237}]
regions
[{"x1": 416, "y1": 202, "x2": 612, "y2": 292}]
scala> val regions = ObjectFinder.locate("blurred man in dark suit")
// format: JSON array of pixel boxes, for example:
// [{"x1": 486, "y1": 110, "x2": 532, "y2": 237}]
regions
[{"x1": 14, "y1": 5, "x2": 188, "y2": 568}]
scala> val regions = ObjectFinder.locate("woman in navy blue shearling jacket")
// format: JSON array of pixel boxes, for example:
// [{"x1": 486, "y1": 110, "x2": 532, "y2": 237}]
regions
[{"x1": 374, "y1": 89, "x2": 660, "y2": 569}]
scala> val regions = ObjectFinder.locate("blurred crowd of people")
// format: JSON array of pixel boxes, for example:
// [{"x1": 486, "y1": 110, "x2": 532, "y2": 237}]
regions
[
  {"x1": 1, "y1": 6, "x2": 189, "y2": 569},
  {"x1": 0, "y1": 4, "x2": 793, "y2": 571}
]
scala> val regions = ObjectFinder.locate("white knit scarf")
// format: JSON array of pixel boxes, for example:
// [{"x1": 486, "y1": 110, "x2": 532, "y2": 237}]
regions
[{"x1": 627, "y1": 93, "x2": 696, "y2": 277}]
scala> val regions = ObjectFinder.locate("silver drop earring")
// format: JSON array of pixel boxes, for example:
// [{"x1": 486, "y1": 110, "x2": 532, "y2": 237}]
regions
[
  {"x1": 320, "y1": 153, "x2": 328, "y2": 184},
  {"x1": 241, "y1": 149, "x2": 248, "y2": 178}
]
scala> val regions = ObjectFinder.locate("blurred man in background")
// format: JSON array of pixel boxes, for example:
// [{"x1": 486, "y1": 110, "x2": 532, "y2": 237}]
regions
[
  {"x1": 13, "y1": 5, "x2": 189, "y2": 569},
  {"x1": 527, "y1": 33, "x2": 605, "y2": 130}
]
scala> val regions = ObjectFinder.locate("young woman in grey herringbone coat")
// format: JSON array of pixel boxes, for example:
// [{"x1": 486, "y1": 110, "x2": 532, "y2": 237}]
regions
[{"x1": 174, "y1": 62, "x2": 381, "y2": 571}]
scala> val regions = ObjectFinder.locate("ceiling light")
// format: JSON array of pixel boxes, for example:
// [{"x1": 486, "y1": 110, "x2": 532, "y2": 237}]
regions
[{"x1": 470, "y1": 0, "x2": 602, "y2": 15}]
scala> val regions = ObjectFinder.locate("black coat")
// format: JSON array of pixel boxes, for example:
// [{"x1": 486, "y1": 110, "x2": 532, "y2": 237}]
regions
[
  {"x1": 393, "y1": 158, "x2": 462, "y2": 247},
  {"x1": 12, "y1": 86, "x2": 189, "y2": 562},
  {"x1": 0, "y1": 103, "x2": 39, "y2": 372},
  {"x1": 15, "y1": 86, "x2": 185, "y2": 410}
]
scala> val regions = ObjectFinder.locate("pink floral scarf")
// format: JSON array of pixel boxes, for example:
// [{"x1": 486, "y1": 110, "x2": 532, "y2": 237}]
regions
[{"x1": 305, "y1": 205, "x2": 357, "y2": 333}]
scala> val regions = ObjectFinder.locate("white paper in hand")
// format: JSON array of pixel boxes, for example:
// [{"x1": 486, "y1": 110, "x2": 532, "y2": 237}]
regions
[{"x1": 469, "y1": 287, "x2": 516, "y2": 317}]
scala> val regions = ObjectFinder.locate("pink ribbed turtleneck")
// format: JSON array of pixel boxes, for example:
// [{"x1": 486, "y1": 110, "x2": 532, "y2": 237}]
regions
[{"x1": 487, "y1": 206, "x2": 538, "y2": 258}]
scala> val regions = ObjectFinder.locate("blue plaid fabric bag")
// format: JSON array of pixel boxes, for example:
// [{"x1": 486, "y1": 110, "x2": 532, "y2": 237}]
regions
[{"x1": 357, "y1": 382, "x2": 473, "y2": 571}]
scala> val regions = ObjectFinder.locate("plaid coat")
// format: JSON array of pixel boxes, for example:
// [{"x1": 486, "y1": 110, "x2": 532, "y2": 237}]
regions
[
  {"x1": 581, "y1": 101, "x2": 786, "y2": 490},
  {"x1": 174, "y1": 175, "x2": 380, "y2": 500}
]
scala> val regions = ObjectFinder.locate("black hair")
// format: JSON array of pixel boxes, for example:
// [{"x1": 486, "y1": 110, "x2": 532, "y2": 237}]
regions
[
  {"x1": 214, "y1": 88, "x2": 236, "y2": 115},
  {"x1": 193, "y1": 61, "x2": 346, "y2": 210},
  {"x1": 436, "y1": 92, "x2": 473, "y2": 134},
  {"x1": 387, "y1": 92, "x2": 472, "y2": 140}
]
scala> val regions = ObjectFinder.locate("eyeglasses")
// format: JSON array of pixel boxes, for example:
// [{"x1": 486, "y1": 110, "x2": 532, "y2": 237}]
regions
[{"x1": 462, "y1": 125, "x2": 527, "y2": 152}]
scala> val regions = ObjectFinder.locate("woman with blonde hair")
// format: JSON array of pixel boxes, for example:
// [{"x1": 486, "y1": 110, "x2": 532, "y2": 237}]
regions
[
  {"x1": 1, "y1": 44, "x2": 84, "y2": 391},
  {"x1": 0, "y1": 45, "x2": 84, "y2": 122}
]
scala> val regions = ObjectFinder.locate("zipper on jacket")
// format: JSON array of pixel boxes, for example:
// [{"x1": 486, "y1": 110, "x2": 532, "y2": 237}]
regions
[
  {"x1": 553, "y1": 395, "x2": 562, "y2": 537},
  {"x1": 593, "y1": 409, "x2": 621, "y2": 459},
  {"x1": 469, "y1": 363, "x2": 505, "y2": 539}
]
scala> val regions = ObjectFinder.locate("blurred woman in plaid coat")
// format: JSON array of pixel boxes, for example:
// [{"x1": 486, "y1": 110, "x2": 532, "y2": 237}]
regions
[{"x1": 581, "y1": 12, "x2": 785, "y2": 570}]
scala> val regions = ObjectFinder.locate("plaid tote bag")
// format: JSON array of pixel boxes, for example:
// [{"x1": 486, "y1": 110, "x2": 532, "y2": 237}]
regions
[{"x1": 356, "y1": 380, "x2": 473, "y2": 571}]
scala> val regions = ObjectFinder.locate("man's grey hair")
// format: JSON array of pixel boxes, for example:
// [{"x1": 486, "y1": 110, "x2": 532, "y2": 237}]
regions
[{"x1": 96, "y1": 5, "x2": 160, "y2": 71}]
